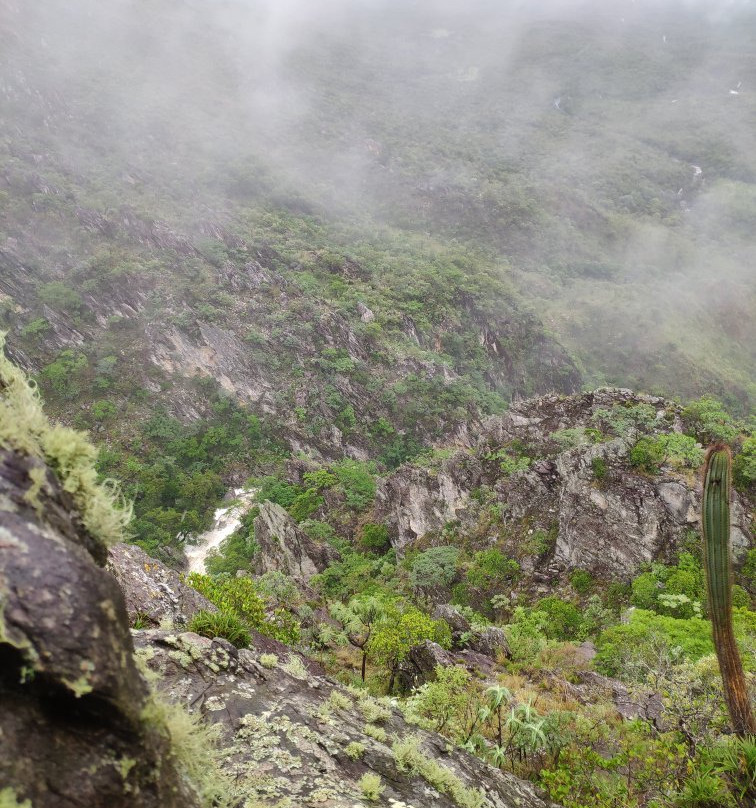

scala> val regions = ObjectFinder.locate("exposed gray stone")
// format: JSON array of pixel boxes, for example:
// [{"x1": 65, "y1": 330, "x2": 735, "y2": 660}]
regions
[{"x1": 254, "y1": 500, "x2": 340, "y2": 582}]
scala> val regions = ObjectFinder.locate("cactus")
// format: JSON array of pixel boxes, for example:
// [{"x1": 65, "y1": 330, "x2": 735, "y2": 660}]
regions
[{"x1": 702, "y1": 444, "x2": 755, "y2": 736}]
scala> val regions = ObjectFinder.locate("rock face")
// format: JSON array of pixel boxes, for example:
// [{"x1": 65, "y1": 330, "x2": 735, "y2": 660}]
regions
[
  {"x1": 376, "y1": 389, "x2": 753, "y2": 582},
  {"x1": 136, "y1": 629, "x2": 553, "y2": 808},
  {"x1": 254, "y1": 500, "x2": 340, "y2": 582},
  {"x1": 432, "y1": 605, "x2": 511, "y2": 659},
  {"x1": 108, "y1": 541, "x2": 216, "y2": 627},
  {"x1": 0, "y1": 448, "x2": 200, "y2": 808}
]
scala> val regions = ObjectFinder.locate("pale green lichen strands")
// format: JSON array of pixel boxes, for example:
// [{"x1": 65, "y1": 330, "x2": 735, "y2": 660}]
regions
[
  {"x1": 0, "y1": 333, "x2": 132, "y2": 552},
  {"x1": 702, "y1": 444, "x2": 755, "y2": 737}
]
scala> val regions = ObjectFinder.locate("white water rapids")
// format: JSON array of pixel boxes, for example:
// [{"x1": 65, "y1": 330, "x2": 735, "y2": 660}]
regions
[{"x1": 184, "y1": 488, "x2": 258, "y2": 574}]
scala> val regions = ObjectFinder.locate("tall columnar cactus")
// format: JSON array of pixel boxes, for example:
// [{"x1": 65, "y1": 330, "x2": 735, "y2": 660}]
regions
[{"x1": 702, "y1": 444, "x2": 755, "y2": 736}]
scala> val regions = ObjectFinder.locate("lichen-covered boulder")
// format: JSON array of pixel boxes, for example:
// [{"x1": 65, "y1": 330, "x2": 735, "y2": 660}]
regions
[
  {"x1": 135, "y1": 629, "x2": 555, "y2": 808},
  {"x1": 432, "y1": 603, "x2": 473, "y2": 642},
  {"x1": 108, "y1": 541, "x2": 215, "y2": 627}
]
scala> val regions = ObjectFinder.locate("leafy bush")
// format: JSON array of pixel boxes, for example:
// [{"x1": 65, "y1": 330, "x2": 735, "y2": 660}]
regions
[
  {"x1": 536, "y1": 596, "x2": 584, "y2": 641},
  {"x1": 504, "y1": 607, "x2": 549, "y2": 664},
  {"x1": 410, "y1": 545, "x2": 460, "y2": 599},
  {"x1": 682, "y1": 396, "x2": 738, "y2": 444},
  {"x1": 593, "y1": 403, "x2": 657, "y2": 438},
  {"x1": 360, "y1": 523, "x2": 391, "y2": 553},
  {"x1": 630, "y1": 434, "x2": 704, "y2": 473},
  {"x1": 368, "y1": 606, "x2": 451, "y2": 691},
  {"x1": 591, "y1": 456, "x2": 608, "y2": 480},
  {"x1": 453, "y1": 548, "x2": 520, "y2": 612},
  {"x1": 330, "y1": 458, "x2": 376, "y2": 510},
  {"x1": 358, "y1": 772, "x2": 384, "y2": 802},
  {"x1": 592, "y1": 609, "x2": 753, "y2": 676},
  {"x1": 733, "y1": 434, "x2": 756, "y2": 491},
  {"x1": 570, "y1": 569, "x2": 594, "y2": 595},
  {"x1": 188, "y1": 610, "x2": 251, "y2": 648},
  {"x1": 344, "y1": 741, "x2": 365, "y2": 760},
  {"x1": 38, "y1": 281, "x2": 84, "y2": 313},
  {"x1": 186, "y1": 573, "x2": 299, "y2": 643}
]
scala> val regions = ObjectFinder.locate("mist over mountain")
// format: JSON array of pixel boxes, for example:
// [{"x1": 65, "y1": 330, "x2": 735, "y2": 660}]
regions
[{"x1": 2, "y1": 0, "x2": 755, "y2": 410}]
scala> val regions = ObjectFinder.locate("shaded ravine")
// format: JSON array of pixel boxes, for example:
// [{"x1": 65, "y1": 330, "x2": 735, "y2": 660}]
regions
[{"x1": 184, "y1": 488, "x2": 258, "y2": 574}]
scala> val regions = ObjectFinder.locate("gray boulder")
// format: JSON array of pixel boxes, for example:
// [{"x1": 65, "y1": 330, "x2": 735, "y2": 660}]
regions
[{"x1": 467, "y1": 625, "x2": 511, "y2": 659}]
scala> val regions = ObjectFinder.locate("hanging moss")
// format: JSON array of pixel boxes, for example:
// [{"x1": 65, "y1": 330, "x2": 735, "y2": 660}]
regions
[{"x1": 0, "y1": 333, "x2": 131, "y2": 554}]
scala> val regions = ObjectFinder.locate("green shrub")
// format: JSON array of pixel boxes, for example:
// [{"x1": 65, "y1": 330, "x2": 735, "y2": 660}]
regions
[
  {"x1": 630, "y1": 434, "x2": 705, "y2": 473},
  {"x1": 20, "y1": 317, "x2": 50, "y2": 338},
  {"x1": 629, "y1": 437, "x2": 667, "y2": 473},
  {"x1": 360, "y1": 523, "x2": 391, "y2": 553},
  {"x1": 592, "y1": 609, "x2": 752, "y2": 676},
  {"x1": 733, "y1": 435, "x2": 756, "y2": 491},
  {"x1": 363, "y1": 723, "x2": 388, "y2": 742},
  {"x1": 38, "y1": 281, "x2": 84, "y2": 313},
  {"x1": 682, "y1": 396, "x2": 738, "y2": 444},
  {"x1": 410, "y1": 545, "x2": 460, "y2": 599},
  {"x1": 186, "y1": 573, "x2": 300, "y2": 644},
  {"x1": 91, "y1": 399, "x2": 117, "y2": 422},
  {"x1": 591, "y1": 456, "x2": 608, "y2": 480},
  {"x1": 344, "y1": 741, "x2": 365, "y2": 760},
  {"x1": 570, "y1": 569, "x2": 594, "y2": 595},
  {"x1": 188, "y1": 610, "x2": 251, "y2": 648},
  {"x1": 504, "y1": 607, "x2": 549, "y2": 664},
  {"x1": 536, "y1": 596, "x2": 584, "y2": 640},
  {"x1": 331, "y1": 458, "x2": 377, "y2": 510},
  {"x1": 358, "y1": 772, "x2": 384, "y2": 802},
  {"x1": 631, "y1": 571, "x2": 662, "y2": 610}
]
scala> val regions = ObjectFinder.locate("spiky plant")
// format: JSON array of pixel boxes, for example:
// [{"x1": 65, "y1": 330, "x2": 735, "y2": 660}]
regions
[{"x1": 702, "y1": 444, "x2": 755, "y2": 737}]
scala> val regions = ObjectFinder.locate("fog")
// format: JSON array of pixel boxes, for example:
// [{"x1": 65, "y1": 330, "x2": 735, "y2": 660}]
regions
[{"x1": 1, "y1": 0, "x2": 754, "y2": 404}]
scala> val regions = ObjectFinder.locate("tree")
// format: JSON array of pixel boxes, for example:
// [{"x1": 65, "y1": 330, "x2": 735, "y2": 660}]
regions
[
  {"x1": 410, "y1": 546, "x2": 460, "y2": 602},
  {"x1": 367, "y1": 606, "x2": 450, "y2": 693},
  {"x1": 330, "y1": 596, "x2": 387, "y2": 681}
]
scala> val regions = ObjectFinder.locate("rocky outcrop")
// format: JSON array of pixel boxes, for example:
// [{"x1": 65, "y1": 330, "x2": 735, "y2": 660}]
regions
[
  {"x1": 432, "y1": 605, "x2": 510, "y2": 659},
  {"x1": 108, "y1": 542, "x2": 215, "y2": 627},
  {"x1": 0, "y1": 448, "x2": 200, "y2": 808},
  {"x1": 377, "y1": 389, "x2": 753, "y2": 581},
  {"x1": 254, "y1": 500, "x2": 340, "y2": 582},
  {"x1": 136, "y1": 629, "x2": 552, "y2": 808},
  {"x1": 398, "y1": 641, "x2": 499, "y2": 690},
  {"x1": 468, "y1": 626, "x2": 510, "y2": 659}
]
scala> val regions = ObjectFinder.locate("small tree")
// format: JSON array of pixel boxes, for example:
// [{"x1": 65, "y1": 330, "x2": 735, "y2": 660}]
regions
[
  {"x1": 367, "y1": 606, "x2": 449, "y2": 693},
  {"x1": 330, "y1": 596, "x2": 387, "y2": 681}
]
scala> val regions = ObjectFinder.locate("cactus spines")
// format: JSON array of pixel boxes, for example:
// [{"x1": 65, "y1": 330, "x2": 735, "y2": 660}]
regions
[{"x1": 702, "y1": 444, "x2": 755, "y2": 736}]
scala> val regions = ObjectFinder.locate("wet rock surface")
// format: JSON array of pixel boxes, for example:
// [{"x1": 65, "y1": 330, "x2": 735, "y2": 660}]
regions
[{"x1": 0, "y1": 448, "x2": 199, "y2": 808}]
